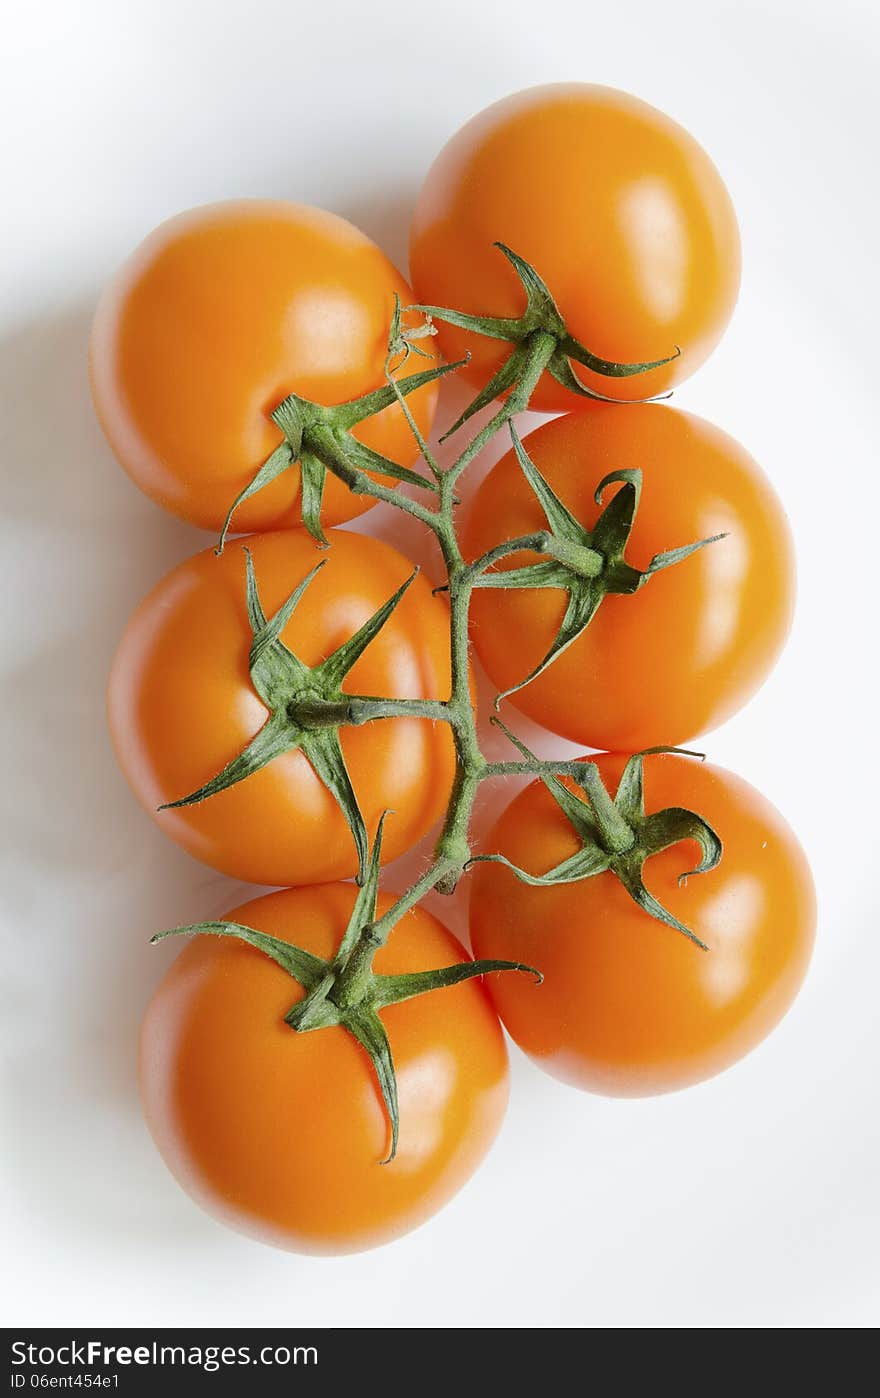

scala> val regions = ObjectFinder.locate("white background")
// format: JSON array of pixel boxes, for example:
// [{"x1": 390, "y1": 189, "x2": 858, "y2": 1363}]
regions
[{"x1": 2, "y1": 0, "x2": 878, "y2": 1330}]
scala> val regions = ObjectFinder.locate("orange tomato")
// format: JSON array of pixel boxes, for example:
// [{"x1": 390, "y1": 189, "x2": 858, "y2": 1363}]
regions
[
  {"x1": 91, "y1": 200, "x2": 437, "y2": 532},
  {"x1": 464, "y1": 405, "x2": 794, "y2": 750},
  {"x1": 410, "y1": 83, "x2": 740, "y2": 407},
  {"x1": 470, "y1": 752, "x2": 815, "y2": 1095},
  {"x1": 108, "y1": 528, "x2": 456, "y2": 885},
  {"x1": 141, "y1": 883, "x2": 509, "y2": 1254}
]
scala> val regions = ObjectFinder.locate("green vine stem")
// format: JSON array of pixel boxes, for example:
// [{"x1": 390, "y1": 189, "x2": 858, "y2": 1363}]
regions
[{"x1": 155, "y1": 249, "x2": 724, "y2": 1157}]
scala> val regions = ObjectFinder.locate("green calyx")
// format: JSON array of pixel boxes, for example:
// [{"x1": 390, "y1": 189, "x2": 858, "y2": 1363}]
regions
[
  {"x1": 160, "y1": 547, "x2": 448, "y2": 884},
  {"x1": 153, "y1": 815, "x2": 537, "y2": 1161},
  {"x1": 473, "y1": 724, "x2": 722, "y2": 948},
  {"x1": 472, "y1": 424, "x2": 726, "y2": 706},
  {"x1": 410, "y1": 242, "x2": 680, "y2": 440},
  {"x1": 217, "y1": 356, "x2": 458, "y2": 550}
]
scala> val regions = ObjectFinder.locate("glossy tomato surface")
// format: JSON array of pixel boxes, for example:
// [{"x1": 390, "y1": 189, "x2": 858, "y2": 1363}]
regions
[
  {"x1": 465, "y1": 405, "x2": 794, "y2": 750},
  {"x1": 108, "y1": 528, "x2": 456, "y2": 885},
  {"x1": 410, "y1": 84, "x2": 740, "y2": 407},
  {"x1": 91, "y1": 200, "x2": 437, "y2": 532},
  {"x1": 470, "y1": 752, "x2": 815, "y2": 1095},
  {"x1": 141, "y1": 884, "x2": 509, "y2": 1254}
]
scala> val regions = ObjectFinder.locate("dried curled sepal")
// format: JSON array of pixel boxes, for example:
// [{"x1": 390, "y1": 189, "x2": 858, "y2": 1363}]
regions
[{"x1": 385, "y1": 295, "x2": 441, "y2": 376}]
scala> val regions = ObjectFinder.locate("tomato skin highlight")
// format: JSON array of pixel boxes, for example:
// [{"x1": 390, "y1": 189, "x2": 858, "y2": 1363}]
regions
[
  {"x1": 108, "y1": 528, "x2": 456, "y2": 886},
  {"x1": 470, "y1": 753, "x2": 815, "y2": 1096},
  {"x1": 141, "y1": 884, "x2": 509, "y2": 1254},
  {"x1": 410, "y1": 83, "x2": 740, "y2": 408},
  {"x1": 90, "y1": 200, "x2": 437, "y2": 533},
  {"x1": 464, "y1": 404, "x2": 794, "y2": 750}
]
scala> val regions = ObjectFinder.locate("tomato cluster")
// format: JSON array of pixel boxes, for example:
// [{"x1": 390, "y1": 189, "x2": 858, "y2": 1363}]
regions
[{"x1": 94, "y1": 84, "x2": 815, "y2": 1256}]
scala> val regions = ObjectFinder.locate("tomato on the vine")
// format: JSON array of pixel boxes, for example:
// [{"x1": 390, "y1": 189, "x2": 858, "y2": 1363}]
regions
[
  {"x1": 141, "y1": 883, "x2": 509, "y2": 1254},
  {"x1": 410, "y1": 83, "x2": 740, "y2": 407},
  {"x1": 91, "y1": 200, "x2": 437, "y2": 533},
  {"x1": 464, "y1": 404, "x2": 794, "y2": 751},
  {"x1": 470, "y1": 752, "x2": 815, "y2": 1095},
  {"x1": 108, "y1": 528, "x2": 457, "y2": 886}
]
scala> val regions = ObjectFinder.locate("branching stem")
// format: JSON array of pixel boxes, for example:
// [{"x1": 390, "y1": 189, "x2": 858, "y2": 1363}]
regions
[
  {"x1": 328, "y1": 348, "x2": 563, "y2": 987},
  {"x1": 152, "y1": 253, "x2": 725, "y2": 1158},
  {"x1": 445, "y1": 330, "x2": 557, "y2": 489},
  {"x1": 309, "y1": 424, "x2": 443, "y2": 533}
]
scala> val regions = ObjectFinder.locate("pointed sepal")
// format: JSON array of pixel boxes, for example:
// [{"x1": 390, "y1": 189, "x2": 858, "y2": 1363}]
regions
[
  {"x1": 406, "y1": 302, "x2": 522, "y2": 344},
  {"x1": 470, "y1": 844, "x2": 612, "y2": 887},
  {"x1": 150, "y1": 921, "x2": 329, "y2": 987},
  {"x1": 613, "y1": 747, "x2": 706, "y2": 824},
  {"x1": 561, "y1": 332, "x2": 681, "y2": 380},
  {"x1": 545, "y1": 349, "x2": 642, "y2": 405},
  {"x1": 439, "y1": 345, "x2": 527, "y2": 440},
  {"x1": 332, "y1": 361, "x2": 459, "y2": 430},
  {"x1": 217, "y1": 440, "x2": 293, "y2": 554},
  {"x1": 473, "y1": 559, "x2": 570, "y2": 591},
  {"x1": 286, "y1": 815, "x2": 389, "y2": 1032},
  {"x1": 494, "y1": 584, "x2": 603, "y2": 707},
  {"x1": 315, "y1": 569, "x2": 418, "y2": 691},
  {"x1": 245, "y1": 548, "x2": 322, "y2": 703},
  {"x1": 299, "y1": 729, "x2": 369, "y2": 884},
  {"x1": 509, "y1": 423, "x2": 583, "y2": 543},
  {"x1": 158, "y1": 710, "x2": 297, "y2": 811},
  {"x1": 298, "y1": 451, "x2": 330, "y2": 546},
  {"x1": 346, "y1": 1008, "x2": 400, "y2": 1163},
  {"x1": 334, "y1": 811, "x2": 388, "y2": 964},
  {"x1": 612, "y1": 852, "x2": 709, "y2": 949},
  {"x1": 373, "y1": 956, "x2": 540, "y2": 1008},
  {"x1": 644, "y1": 533, "x2": 728, "y2": 576},
  {"x1": 339, "y1": 435, "x2": 440, "y2": 493}
]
